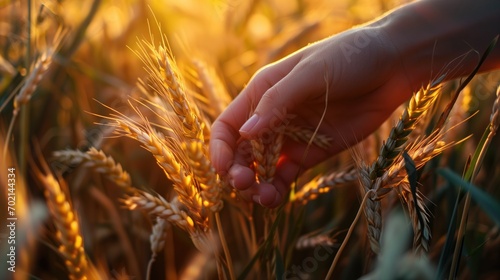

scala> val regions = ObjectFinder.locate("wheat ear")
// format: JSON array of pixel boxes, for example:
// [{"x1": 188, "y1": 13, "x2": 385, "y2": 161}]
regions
[
  {"x1": 53, "y1": 148, "x2": 136, "y2": 195},
  {"x1": 34, "y1": 164, "x2": 99, "y2": 280},
  {"x1": 251, "y1": 125, "x2": 285, "y2": 183},
  {"x1": 108, "y1": 113, "x2": 208, "y2": 230},
  {"x1": 191, "y1": 59, "x2": 232, "y2": 119},
  {"x1": 125, "y1": 192, "x2": 196, "y2": 233},
  {"x1": 13, "y1": 51, "x2": 53, "y2": 116},
  {"x1": 183, "y1": 140, "x2": 223, "y2": 212},
  {"x1": 134, "y1": 35, "x2": 204, "y2": 140},
  {"x1": 146, "y1": 217, "x2": 169, "y2": 280},
  {"x1": 293, "y1": 166, "x2": 357, "y2": 203},
  {"x1": 296, "y1": 231, "x2": 336, "y2": 250},
  {"x1": 398, "y1": 181, "x2": 431, "y2": 254},
  {"x1": 284, "y1": 124, "x2": 332, "y2": 150},
  {"x1": 489, "y1": 85, "x2": 500, "y2": 135},
  {"x1": 370, "y1": 78, "x2": 444, "y2": 179},
  {"x1": 361, "y1": 78, "x2": 443, "y2": 253}
]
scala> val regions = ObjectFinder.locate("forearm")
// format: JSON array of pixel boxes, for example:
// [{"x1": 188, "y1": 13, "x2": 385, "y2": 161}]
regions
[{"x1": 374, "y1": 0, "x2": 500, "y2": 89}]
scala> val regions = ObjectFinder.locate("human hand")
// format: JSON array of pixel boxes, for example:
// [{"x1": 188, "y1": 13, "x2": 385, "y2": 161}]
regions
[
  {"x1": 210, "y1": 25, "x2": 417, "y2": 207},
  {"x1": 210, "y1": 0, "x2": 500, "y2": 207}
]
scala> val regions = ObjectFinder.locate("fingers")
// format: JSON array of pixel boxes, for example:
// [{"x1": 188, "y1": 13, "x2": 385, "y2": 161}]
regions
[
  {"x1": 239, "y1": 59, "x2": 326, "y2": 139},
  {"x1": 210, "y1": 53, "x2": 302, "y2": 175}
]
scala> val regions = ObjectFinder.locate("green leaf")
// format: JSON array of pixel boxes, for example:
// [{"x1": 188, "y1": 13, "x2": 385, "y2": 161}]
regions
[
  {"x1": 275, "y1": 247, "x2": 285, "y2": 279},
  {"x1": 438, "y1": 168, "x2": 500, "y2": 225},
  {"x1": 403, "y1": 151, "x2": 426, "y2": 241}
]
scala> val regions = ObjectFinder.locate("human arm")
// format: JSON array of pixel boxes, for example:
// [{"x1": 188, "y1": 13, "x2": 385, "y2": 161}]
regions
[{"x1": 210, "y1": 0, "x2": 500, "y2": 208}]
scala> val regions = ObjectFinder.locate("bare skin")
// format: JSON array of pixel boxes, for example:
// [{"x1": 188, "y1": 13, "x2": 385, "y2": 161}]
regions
[{"x1": 210, "y1": 0, "x2": 500, "y2": 208}]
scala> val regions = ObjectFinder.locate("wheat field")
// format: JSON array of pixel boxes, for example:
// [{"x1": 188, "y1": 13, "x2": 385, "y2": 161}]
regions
[{"x1": 1, "y1": 0, "x2": 500, "y2": 279}]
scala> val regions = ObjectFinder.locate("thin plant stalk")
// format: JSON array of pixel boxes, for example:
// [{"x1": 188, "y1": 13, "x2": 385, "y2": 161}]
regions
[
  {"x1": 450, "y1": 87, "x2": 499, "y2": 278},
  {"x1": 216, "y1": 212, "x2": 235, "y2": 280},
  {"x1": 326, "y1": 189, "x2": 374, "y2": 279}
]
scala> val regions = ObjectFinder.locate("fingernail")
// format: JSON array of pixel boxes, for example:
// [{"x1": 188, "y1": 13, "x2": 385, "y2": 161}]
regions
[
  {"x1": 228, "y1": 177, "x2": 235, "y2": 188},
  {"x1": 240, "y1": 114, "x2": 260, "y2": 137},
  {"x1": 252, "y1": 195, "x2": 262, "y2": 206}
]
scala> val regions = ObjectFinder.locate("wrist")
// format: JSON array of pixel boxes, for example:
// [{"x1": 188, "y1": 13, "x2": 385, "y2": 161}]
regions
[{"x1": 374, "y1": 0, "x2": 500, "y2": 90}]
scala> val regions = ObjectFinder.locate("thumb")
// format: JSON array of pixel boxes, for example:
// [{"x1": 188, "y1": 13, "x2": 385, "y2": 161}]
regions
[{"x1": 239, "y1": 64, "x2": 325, "y2": 139}]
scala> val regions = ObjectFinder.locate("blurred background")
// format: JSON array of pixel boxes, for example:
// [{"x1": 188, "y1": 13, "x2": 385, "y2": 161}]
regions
[{"x1": 0, "y1": 0, "x2": 499, "y2": 279}]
